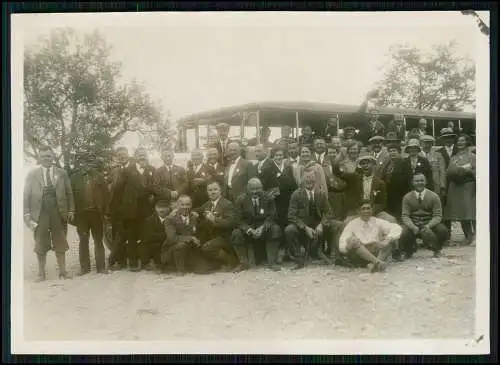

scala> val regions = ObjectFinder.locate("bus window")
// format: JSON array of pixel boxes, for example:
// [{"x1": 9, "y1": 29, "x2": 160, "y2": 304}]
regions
[{"x1": 185, "y1": 128, "x2": 196, "y2": 151}]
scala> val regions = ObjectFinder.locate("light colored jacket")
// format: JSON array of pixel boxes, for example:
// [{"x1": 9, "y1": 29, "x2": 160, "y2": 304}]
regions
[
  {"x1": 420, "y1": 150, "x2": 446, "y2": 192},
  {"x1": 23, "y1": 166, "x2": 75, "y2": 224}
]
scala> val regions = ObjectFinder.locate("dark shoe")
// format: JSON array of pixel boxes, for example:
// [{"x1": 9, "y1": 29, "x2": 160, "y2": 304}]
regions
[
  {"x1": 142, "y1": 263, "x2": 155, "y2": 271},
  {"x1": 433, "y1": 250, "x2": 442, "y2": 258},
  {"x1": 232, "y1": 264, "x2": 248, "y2": 273},
  {"x1": 78, "y1": 270, "x2": 91, "y2": 276},
  {"x1": 59, "y1": 272, "x2": 72, "y2": 279},
  {"x1": 129, "y1": 266, "x2": 141, "y2": 272},
  {"x1": 35, "y1": 274, "x2": 46, "y2": 283},
  {"x1": 97, "y1": 269, "x2": 109, "y2": 275},
  {"x1": 268, "y1": 264, "x2": 282, "y2": 272}
]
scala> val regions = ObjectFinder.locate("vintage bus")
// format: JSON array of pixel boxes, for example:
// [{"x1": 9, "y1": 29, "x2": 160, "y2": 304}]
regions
[{"x1": 175, "y1": 101, "x2": 475, "y2": 157}]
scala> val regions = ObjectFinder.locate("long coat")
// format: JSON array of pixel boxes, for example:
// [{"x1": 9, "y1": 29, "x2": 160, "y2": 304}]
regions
[
  {"x1": 444, "y1": 150, "x2": 476, "y2": 220},
  {"x1": 380, "y1": 158, "x2": 407, "y2": 219},
  {"x1": 109, "y1": 164, "x2": 156, "y2": 220},
  {"x1": 24, "y1": 166, "x2": 75, "y2": 224}
]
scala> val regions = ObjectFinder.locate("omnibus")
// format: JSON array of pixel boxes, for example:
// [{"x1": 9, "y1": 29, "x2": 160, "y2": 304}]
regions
[{"x1": 176, "y1": 101, "x2": 476, "y2": 153}]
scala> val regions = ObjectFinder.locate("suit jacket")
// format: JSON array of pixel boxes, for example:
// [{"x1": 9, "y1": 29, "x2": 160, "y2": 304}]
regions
[
  {"x1": 24, "y1": 166, "x2": 75, "y2": 224},
  {"x1": 225, "y1": 157, "x2": 253, "y2": 201},
  {"x1": 251, "y1": 158, "x2": 274, "y2": 188},
  {"x1": 421, "y1": 150, "x2": 446, "y2": 192},
  {"x1": 153, "y1": 164, "x2": 188, "y2": 202},
  {"x1": 287, "y1": 188, "x2": 334, "y2": 230},
  {"x1": 401, "y1": 156, "x2": 434, "y2": 193},
  {"x1": 70, "y1": 170, "x2": 109, "y2": 222},
  {"x1": 141, "y1": 213, "x2": 167, "y2": 246},
  {"x1": 164, "y1": 210, "x2": 199, "y2": 248},
  {"x1": 343, "y1": 174, "x2": 387, "y2": 215},
  {"x1": 209, "y1": 138, "x2": 239, "y2": 167},
  {"x1": 370, "y1": 148, "x2": 390, "y2": 178},
  {"x1": 109, "y1": 163, "x2": 156, "y2": 219},
  {"x1": 235, "y1": 193, "x2": 278, "y2": 231},
  {"x1": 387, "y1": 121, "x2": 407, "y2": 141},
  {"x1": 197, "y1": 197, "x2": 237, "y2": 241},
  {"x1": 323, "y1": 163, "x2": 346, "y2": 193},
  {"x1": 187, "y1": 163, "x2": 216, "y2": 208},
  {"x1": 380, "y1": 157, "x2": 407, "y2": 218}
]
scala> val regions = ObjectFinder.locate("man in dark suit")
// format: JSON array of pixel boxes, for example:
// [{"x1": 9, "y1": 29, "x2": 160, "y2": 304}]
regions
[
  {"x1": 285, "y1": 169, "x2": 340, "y2": 270},
  {"x1": 206, "y1": 147, "x2": 226, "y2": 187},
  {"x1": 108, "y1": 148, "x2": 156, "y2": 271},
  {"x1": 225, "y1": 141, "x2": 253, "y2": 202},
  {"x1": 401, "y1": 139, "x2": 434, "y2": 194},
  {"x1": 71, "y1": 156, "x2": 110, "y2": 275},
  {"x1": 107, "y1": 146, "x2": 131, "y2": 269},
  {"x1": 187, "y1": 149, "x2": 216, "y2": 209},
  {"x1": 387, "y1": 114, "x2": 406, "y2": 142},
  {"x1": 344, "y1": 151, "x2": 397, "y2": 224},
  {"x1": 231, "y1": 178, "x2": 282, "y2": 271},
  {"x1": 24, "y1": 147, "x2": 75, "y2": 282},
  {"x1": 358, "y1": 107, "x2": 386, "y2": 145},
  {"x1": 139, "y1": 199, "x2": 170, "y2": 271},
  {"x1": 313, "y1": 138, "x2": 327, "y2": 166},
  {"x1": 210, "y1": 122, "x2": 231, "y2": 167},
  {"x1": 153, "y1": 149, "x2": 188, "y2": 205},
  {"x1": 197, "y1": 180, "x2": 239, "y2": 270},
  {"x1": 250, "y1": 144, "x2": 272, "y2": 182},
  {"x1": 163, "y1": 195, "x2": 212, "y2": 274}
]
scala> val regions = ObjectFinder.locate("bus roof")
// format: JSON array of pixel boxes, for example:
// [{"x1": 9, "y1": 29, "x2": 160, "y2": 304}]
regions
[{"x1": 177, "y1": 101, "x2": 476, "y2": 127}]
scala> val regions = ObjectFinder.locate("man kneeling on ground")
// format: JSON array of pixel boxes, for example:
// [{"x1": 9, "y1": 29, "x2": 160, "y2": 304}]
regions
[
  {"x1": 338, "y1": 200, "x2": 402, "y2": 273},
  {"x1": 398, "y1": 173, "x2": 449, "y2": 259},
  {"x1": 162, "y1": 195, "x2": 213, "y2": 274},
  {"x1": 139, "y1": 199, "x2": 170, "y2": 272}
]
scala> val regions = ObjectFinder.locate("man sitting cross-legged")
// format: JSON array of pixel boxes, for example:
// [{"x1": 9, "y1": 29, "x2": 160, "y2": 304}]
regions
[
  {"x1": 139, "y1": 199, "x2": 170, "y2": 272},
  {"x1": 338, "y1": 200, "x2": 402, "y2": 273},
  {"x1": 197, "y1": 180, "x2": 240, "y2": 271},
  {"x1": 162, "y1": 195, "x2": 213, "y2": 275},
  {"x1": 398, "y1": 173, "x2": 449, "y2": 259},
  {"x1": 231, "y1": 178, "x2": 282, "y2": 272},
  {"x1": 285, "y1": 169, "x2": 342, "y2": 270}
]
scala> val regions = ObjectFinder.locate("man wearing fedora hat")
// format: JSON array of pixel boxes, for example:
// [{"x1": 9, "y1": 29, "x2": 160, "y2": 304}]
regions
[
  {"x1": 420, "y1": 135, "x2": 446, "y2": 197},
  {"x1": 401, "y1": 139, "x2": 434, "y2": 194}
]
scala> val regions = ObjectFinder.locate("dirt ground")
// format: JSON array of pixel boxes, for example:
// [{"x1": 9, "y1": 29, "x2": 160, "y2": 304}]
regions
[{"x1": 22, "y1": 223, "x2": 475, "y2": 341}]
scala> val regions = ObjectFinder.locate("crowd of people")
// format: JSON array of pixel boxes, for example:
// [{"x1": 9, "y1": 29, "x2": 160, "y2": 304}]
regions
[{"x1": 23, "y1": 110, "x2": 477, "y2": 282}]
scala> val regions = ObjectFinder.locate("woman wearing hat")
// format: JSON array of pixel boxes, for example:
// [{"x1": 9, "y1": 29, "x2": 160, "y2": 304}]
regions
[
  {"x1": 401, "y1": 139, "x2": 434, "y2": 194},
  {"x1": 292, "y1": 145, "x2": 328, "y2": 195},
  {"x1": 444, "y1": 134, "x2": 476, "y2": 245}
]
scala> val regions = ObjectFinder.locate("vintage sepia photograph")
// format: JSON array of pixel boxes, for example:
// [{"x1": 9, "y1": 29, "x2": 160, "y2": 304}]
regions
[{"x1": 10, "y1": 10, "x2": 490, "y2": 355}]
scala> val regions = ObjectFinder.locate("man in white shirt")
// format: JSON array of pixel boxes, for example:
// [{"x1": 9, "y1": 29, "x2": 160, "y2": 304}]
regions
[{"x1": 338, "y1": 200, "x2": 402, "y2": 272}]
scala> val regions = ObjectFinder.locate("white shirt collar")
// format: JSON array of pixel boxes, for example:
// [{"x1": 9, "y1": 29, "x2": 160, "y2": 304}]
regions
[
  {"x1": 445, "y1": 145, "x2": 454, "y2": 153},
  {"x1": 210, "y1": 197, "x2": 221, "y2": 209},
  {"x1": 194, "y1": 164, "x2": 202, "y2": 173},
  {"x1": 136, "y1": 163, "x2": 144, "y2": 172},
  {"x1": 415, "y1": 189, "x2": 427, "y2": 199}
]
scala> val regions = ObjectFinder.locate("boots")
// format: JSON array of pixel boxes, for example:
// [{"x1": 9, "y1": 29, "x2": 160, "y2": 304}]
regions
[{"x1": 56, "y1": 252, "x2": 72, "y2": 279}]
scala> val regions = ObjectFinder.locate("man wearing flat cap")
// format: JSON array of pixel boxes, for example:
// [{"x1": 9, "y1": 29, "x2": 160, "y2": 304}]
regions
[
  {"x1": 420, "y1": 135, "x2": 446, "y2": 197},
  {"x1": 368, "y1": 135, "x2": 389, "y2": 179}
]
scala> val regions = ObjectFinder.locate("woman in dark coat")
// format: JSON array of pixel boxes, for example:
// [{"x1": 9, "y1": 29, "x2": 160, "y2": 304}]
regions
[{"x1": 261, "y1": 145, "x2": 297, "y2": 228}]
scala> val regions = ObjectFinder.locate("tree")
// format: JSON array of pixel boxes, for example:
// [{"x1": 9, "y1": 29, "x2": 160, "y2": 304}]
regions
[
  {"x1": 24, "y1": 28, "x2": 164, "y2": 171},
  {"x1": 138, "y1": 112, "x2": 178, "y2": 152},
  {"x1": 373, "y1": 41, "x2": 475, "y2": 112},
  {"x1": 461, "y1": 10, "x2": 489, "y2": 36}
]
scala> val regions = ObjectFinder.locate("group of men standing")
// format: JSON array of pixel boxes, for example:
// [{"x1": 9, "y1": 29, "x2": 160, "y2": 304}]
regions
[{"x1": 23, "y1": 112, "x2": 476, "y2": 281}]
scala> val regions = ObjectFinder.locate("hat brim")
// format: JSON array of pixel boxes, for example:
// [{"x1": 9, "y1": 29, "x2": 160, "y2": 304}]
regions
[
  {"x1": 438, "y1": 133, "x2": 456, "y2": 139},
  {"x1": 357, "y1": 156, "x2": 376, "y2": 164},
  {"x1": 405, "y1": 145, "x2": 422, "y2": 152}
]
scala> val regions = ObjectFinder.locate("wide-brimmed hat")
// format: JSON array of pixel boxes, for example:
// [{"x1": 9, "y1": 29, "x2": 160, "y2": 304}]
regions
[
  {"x1": 420, "y1": 135, "x2": 435, "y2": 143},
  {"x1": 368, "y1": 135, "x2": 385, "y2": 144},
  {"x1": 356, "y1": 151, "x2": 376, "y2": 164},
  {"x1": 438, "y1": 127, "x2": 456, "y2": 139},
  {"x1": 404, "y1": 139, "x2": 422, "y2": 153}
]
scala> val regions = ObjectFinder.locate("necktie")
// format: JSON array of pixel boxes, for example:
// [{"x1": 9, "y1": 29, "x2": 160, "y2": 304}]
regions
[
  {"x1": 308, "y1": 191, "x2": 314, "y2": 215},
  {"x1": 253, "y1": 198, "x2": 259, "y2": 215},
  {"x1": 45, "y1": 168, "x2": 53, "y2": 187},
  {"x1": 211, "y1": 201, "x2": 216, "y2": 212},
  {"x1": 418, "y1": 193, "x2": 423, "y2": 204}
]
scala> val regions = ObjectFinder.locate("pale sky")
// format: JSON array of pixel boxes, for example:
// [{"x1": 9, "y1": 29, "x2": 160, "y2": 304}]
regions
[{"x1": 16, "y1": 11, "x2": 488, "y2": 158}]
